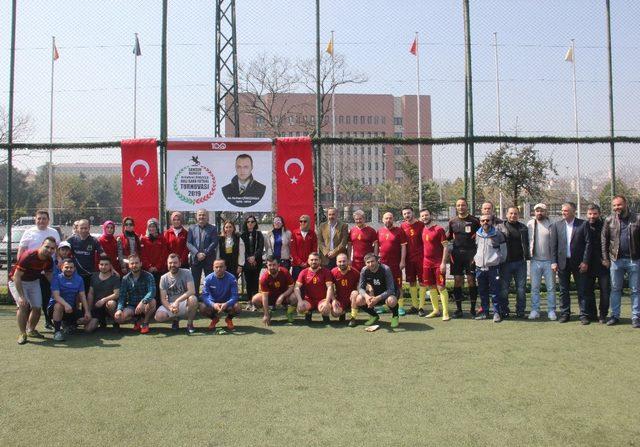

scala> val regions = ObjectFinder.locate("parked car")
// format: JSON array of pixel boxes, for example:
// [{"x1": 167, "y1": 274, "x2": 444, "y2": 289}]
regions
[{"x1": 0, "y1": 225, "x2": 64, "y2": 268}]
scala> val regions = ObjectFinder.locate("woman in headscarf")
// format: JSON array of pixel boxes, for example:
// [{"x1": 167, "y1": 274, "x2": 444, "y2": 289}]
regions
[
  {"x1": 116, "y1": 216, "x2": 141, "y2": 275},
  {"x1": 241, "y1": 215, "x2": 264, "y2": 302},
  {"x1": 140, "y1": 218, "x2": 168, "y2": 301},
  {"x1": 98, "y1": 220, "x2": 120, "y2": 274}
]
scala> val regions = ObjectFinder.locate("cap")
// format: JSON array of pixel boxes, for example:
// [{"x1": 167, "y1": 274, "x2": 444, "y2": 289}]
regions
[
  {"x1": 58, "y1": 241, "x2": 72, "y2": 249},
  {"x1": 533, "y1": 203, "x2": 547, "y2": 210}
]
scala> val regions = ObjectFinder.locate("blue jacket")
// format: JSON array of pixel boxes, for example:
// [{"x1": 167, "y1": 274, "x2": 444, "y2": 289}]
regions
[
  {"x1": 201, "y1": 271, "x2": 239, "y2": 308},
  {"x1": 187, "y1": 223, "x2": 218, "y2": 266}
]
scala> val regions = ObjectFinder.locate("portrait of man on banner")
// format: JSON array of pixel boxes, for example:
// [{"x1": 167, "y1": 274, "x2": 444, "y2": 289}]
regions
[{"x1": 221, "y1": 153, "x2": 266, "y2": 207}]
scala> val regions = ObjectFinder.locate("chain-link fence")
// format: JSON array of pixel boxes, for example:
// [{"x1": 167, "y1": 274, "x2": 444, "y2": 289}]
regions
[{"x1": 2, "y1": 1, "x2": 640, "y2": 233}]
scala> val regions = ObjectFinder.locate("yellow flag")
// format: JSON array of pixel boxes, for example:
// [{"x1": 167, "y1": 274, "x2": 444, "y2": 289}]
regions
[
  {"x1": 564, "y1": 46, "x2": 574, "y2": 62},
  {"x1": 325, "y1": 37, "x2": 334, "y2": 56}
]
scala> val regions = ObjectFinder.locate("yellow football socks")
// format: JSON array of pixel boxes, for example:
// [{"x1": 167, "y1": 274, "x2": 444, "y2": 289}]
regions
[
  {"x1": 440, "y1": 288, "x2": 450, "y2": 320},
  {"x1": 418, "y1": 286, "x2": 427, "y2": 309},
  {"x1": 409, "y1": 285, "x2": 419, "y2": 309}
]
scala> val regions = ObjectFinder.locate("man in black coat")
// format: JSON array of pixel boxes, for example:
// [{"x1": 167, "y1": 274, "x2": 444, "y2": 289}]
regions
[
  {"x1": 584, "y1": 204, "x2": 610, "y2": 324},
  {"x1": 550, "y1": 202, "x2": 592, "y2": 324},
  {"x1": 222, "y1": 153, "x2": 266, "y2": 208}
]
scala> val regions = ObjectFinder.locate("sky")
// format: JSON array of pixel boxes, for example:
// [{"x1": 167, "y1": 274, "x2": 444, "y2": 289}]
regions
[{"x1": 0, "y1": 0, "x2": 639, "y2": 183}]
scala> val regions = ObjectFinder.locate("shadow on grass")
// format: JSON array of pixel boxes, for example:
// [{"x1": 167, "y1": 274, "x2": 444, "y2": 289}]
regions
[{"x1": 25, "y1": 328, "x2": 124, "y2": 349}]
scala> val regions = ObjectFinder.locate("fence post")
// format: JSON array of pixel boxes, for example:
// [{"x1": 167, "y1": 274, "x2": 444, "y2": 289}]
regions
[
  {"x1": 606, "y1": 0, "x2": 616, "y2": 200},
  {"x1": 6, "y1": 0, "x2": 18, "y2": 274}
]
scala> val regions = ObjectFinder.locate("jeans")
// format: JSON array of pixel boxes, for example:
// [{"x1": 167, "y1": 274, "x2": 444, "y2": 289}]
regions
[
  {"x1": 191, "y1": 263, "x2": 213, "y2": 298},
  {"x1": 609, "y1": 257, "x2": 640, "y2": 319},
  {"x1": 476, "y1": 266, "x2": 502, "y2": 315},
  {"x1": 557, "y1": 260, "x2": 586, "y2": 317},
  {"x1": 530, "y1": 259, "x2": 556, "y2": 313},
  {"x1": 584, "y1": 268, "x2": 610, "y2": 319},
  {"x1": 500, "y1": 260, "x2": 527, "y2": 314}
]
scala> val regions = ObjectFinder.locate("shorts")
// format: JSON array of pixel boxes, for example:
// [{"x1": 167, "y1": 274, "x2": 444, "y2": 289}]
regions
[
  {"x1": 47, "y1": 304, "x2": 82, "y2": 324},
  {"x1": 421, "y1": 266, "x2": 445, "y2": 287},
  {"x1": 157, "y1": 301, "x2": 189, "y2": 318},
  {"x1": 405, "y1": 259, "x2": 423, "y2": 283},
  {"x1": 91, "y1": 305, "x2": 107, "y2": 320},
  {"x1": 450, "y1": 250, "x2": 475, "y2": 276},
  {"x1": 303, "y1": 296, "x2": 324, "y2": 311},
  {"x1": 9, "y1": 279, "x2": 43, "y2": 308},
  {"x1": 387, "y1": 266, "x2": 403, "y2": 296},
  {"x1": 334, "y1": 294, "x2": 352, "y2": 311}
]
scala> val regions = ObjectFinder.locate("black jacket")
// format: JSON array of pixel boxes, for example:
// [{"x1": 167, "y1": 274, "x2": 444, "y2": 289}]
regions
[
  {"x1": 497, "y1": 220, "x2": 530, "y2": 262},
  {"x1": 222, "y1": 175, "x2": 266, "y2": 208},
  {"x1": 550, "y1": 217, "x2": 591, "y2": 270}
]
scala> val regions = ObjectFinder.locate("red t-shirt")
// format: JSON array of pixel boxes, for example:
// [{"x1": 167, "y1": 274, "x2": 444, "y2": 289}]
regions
[
  {"x1": 422, "y1": 224, "x2": 447, "y2": 268},
  {"x1": 349, "y1": 225, "x2": 377, "y2": 263},
  {"x1": 259, "y1": 267, "x2": 294, "y2": 298},
  {"x1": 297, "y1": 267, "x2": 333, "y2": 303},
  {"x1": 10, "y1": 250, "x2": 53, "y2": 282},
  {"x1": 331, "y1": 266, "x2": 360, "y2": 303},
  {"x1": 377, "y1": 226, "x2": 407, "y2": 268},
  {"x1": 401, "y1": 220, "x2": 425, "y2": 261}
]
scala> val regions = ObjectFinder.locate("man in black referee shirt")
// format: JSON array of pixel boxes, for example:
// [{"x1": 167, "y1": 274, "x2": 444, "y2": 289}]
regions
[
  {"x1": 444, "y1": 197, "x2": 481, "y2": 318},
  {"x1": 352, "y1": 253, "x2": 399, "y2": 328}
]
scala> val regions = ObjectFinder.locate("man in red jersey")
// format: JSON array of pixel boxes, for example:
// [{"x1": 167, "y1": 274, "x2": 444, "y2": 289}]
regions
[
  {"x1": 331, "y1": 253, "x2": 360, "y2": 325},
  {"x1": 349, "y1": 210, "x2": 378, "y2": 272},
  {"x1": 377, "y1": 212, "x2": 407, "y2": 299},
  {"x1": 401, "y1": 206, "x2": 425, "y2": 315},
  {"x1": 418, "y1": 209, "x2": 451, "y2": 321},
  {"x1": 9, "y1": 237, "x2": 57, "y2": 344},
  {"x1": 294, "y1": 252, "x2": 335, "y2": 324},
  {"x1": 251, "y1": 255, "x2": 296, "y2": 326},
  {"x1": 290, "y1": 214, "x2": 318, "y2": 281}
]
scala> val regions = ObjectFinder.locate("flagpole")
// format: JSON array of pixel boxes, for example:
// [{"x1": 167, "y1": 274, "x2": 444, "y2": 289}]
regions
[
  {"x1": 48, "y1": 36, "x2": 56, "y2": 224},
  {"x1": 330, "y1": 30, "x2": 337, "y2": 209},
  {"x1": 415, "y1": 31, "x2": 422, "y2": 210},
  {"x1": 133, "y1": 32, "x2": 139, "y2": 138},
  {"x1": 493, "y1": 31, "x2": 504, "y2": 217},
  {"x1": 569, "y1": 39, "x2": 581, "y2": 217}
]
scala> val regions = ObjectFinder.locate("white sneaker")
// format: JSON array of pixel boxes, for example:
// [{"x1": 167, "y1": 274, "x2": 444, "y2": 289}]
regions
[
  {"x1": 548, "y1": 310, "x2": 557, "y2": 321},
  {"x1": 528, "y1": 310, "x2": 540, "y2": 320}
]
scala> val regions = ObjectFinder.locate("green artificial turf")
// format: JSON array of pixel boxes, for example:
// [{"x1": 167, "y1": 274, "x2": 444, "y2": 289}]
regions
[{"x1": 0, "y1": 301, "x2": 638, "y2": 447}]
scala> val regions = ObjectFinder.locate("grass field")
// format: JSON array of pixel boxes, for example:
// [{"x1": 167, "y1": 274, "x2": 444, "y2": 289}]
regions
[{"x1": 1, "y1": 300, "x2": 639, "y2": 447}]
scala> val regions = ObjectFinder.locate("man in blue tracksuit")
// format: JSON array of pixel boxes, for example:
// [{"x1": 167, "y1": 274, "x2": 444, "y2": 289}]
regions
[
  {"x1": 199, "y1": 259, "x2": 240, "y2": 332},
  {"x1": 474, "y1": 214, "x2": 507, "y2": 322}
]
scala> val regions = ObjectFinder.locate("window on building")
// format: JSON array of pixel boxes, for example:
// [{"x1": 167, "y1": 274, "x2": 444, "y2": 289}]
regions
[
  {"x1": 375, "y1": 162, "x2": 379, "y2": 170},
  {"x1": 382, "y1": 116, "x2": 386, "y2": 125},
  {"x1": 368, "y1": 162, "x2": 371, "y2": 170},
  {"x1": 288, "y1": 116, "x2": 294, "y2": 126},
  {"x1": 374, "y1": 116, "x2": 379, "y2": 125},
  {"x1": 367, "y1": 132, "x2": 372, "y2": 138},
  {"x1": 255, "y1": 116, "x2": 265, "y2": 127},
  {"x1": 338, "y1": 115, "x2": 344, "y2": 124},
  {"x1": 367, "y1": 147, "x2": 371, "y2": 156},
  {"x1": 353, "y1": 115, "x2": 358, "y2": 124},
  {"x1": 255, "y1": 131, "x2": 266, "y2": 138},
  {"x1": 360, "y1": 116, "x2": 365, "y2": 125},
  {"x1": 367, "y1": 116, "x2": 372, "y2": 124},
  {"x1": 394, "y1": 117, "x2": 403, "y2": 126},
  {"x1": 395, "y1": 132, "x2": 403, "y2": 138},
  {"x1": 346, "y1": 115, "x2": 351, "y2": 125}
]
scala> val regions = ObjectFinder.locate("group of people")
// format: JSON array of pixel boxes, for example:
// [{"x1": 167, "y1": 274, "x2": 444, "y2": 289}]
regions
[{"x1": 7, "y1": 193, "x2": 640, "y2": 344}]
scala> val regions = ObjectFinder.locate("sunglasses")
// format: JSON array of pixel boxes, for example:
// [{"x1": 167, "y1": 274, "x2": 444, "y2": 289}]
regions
[
  {"x1": 480, "y1": 219, "x2": 491, "y2": 223},
  {"x1": 125, "y1": 222, "x2": 134, "y2": 226},
  {"x1": 247, "y1": 220, "x2": 256, "y2": 224},
  {"x1": 299, "y1": 220, "x2": 308, "y2": 223}
]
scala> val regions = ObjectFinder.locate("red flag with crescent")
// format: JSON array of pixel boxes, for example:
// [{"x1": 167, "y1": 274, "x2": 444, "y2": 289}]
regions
[
  {"x1": 121, "y1": 139, "x2": 159, "y2": 234},
  {"x1": 275, "y1": 137, "x2": 315, "y2": 229}
]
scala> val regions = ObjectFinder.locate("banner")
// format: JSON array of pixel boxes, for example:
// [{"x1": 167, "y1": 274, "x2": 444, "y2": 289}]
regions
[
  {"x1": 167, "y1": 138, "x2": 273, "y2": 212},
  {"x1": 121, "y1": 139, "x2": 159, "y2": 234},
  {"x1": 275, "y1": 137, "x2": 315, "y2": 228}
]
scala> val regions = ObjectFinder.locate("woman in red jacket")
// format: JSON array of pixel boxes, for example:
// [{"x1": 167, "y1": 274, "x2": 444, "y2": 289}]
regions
[
  {"x1": 140, "y1": 218, "x2": 168, "y2": 302},
  {"x1": 164, "y1": 211, "x2": 189, "y2": 268},
  {"x1": 117, "y1": 216, "x2": 142, "y2": 274},
  {"x1": 98, "y1": 220, "x2": 120, "y2": 274}
]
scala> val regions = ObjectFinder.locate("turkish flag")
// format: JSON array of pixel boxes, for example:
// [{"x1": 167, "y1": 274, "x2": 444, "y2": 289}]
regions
[
  {"x1": 275, "y1": 137, "x2": 315, "y2": 229},
  {"x1": 121, "y1": 139, "x2": 159, "y2": 234}
]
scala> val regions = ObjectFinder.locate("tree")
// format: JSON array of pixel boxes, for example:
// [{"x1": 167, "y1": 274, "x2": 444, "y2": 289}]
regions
[
  {"x1": 396, "y1": 155, "x2": 445, "y2": 214},
  {"x1": 237, "y1": 54, "x2": 302, "y2": 138},
  {"x1": 598, "y1": 179, "x2": 636, "y2": 208},
  {"x1": 0, "y1": 106, "x2": 35, "y2": 164},
  {"x1": 477, "y1": 143, "x2": 557, "y2": 207},
  {"x1": 298, "y1": 53, "x2": 368, "y2": 136},
  {"x1": 0, "y1": 164, "x2": 32, "y2": 219}
]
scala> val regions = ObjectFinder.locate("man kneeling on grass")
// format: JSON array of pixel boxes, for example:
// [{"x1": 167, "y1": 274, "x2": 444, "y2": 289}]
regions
[
  {"x1": 49, "y1": 259, "x2": 92, "y2": 341},
  {"x1": 87, "y1": 255, "x2": 120, "y2": 330},
  {"x1": 114, "y1": 254, "x2": 156, "y2": 334},
  {"x1": 352, "y1": 253, "x2": 399, "y2": 328},
  {"x1": 155, "y1": 253, "x2": 198, "y2": 334},
  {"x1": 294, "y1": 252, "x2": 335, "y2": 324},
  {"x1": 252, "y1": 255, "x2": 296, "y2": 326},
  {"x1": 199, "y1": 259, "x2": 240, "y2": 331}
]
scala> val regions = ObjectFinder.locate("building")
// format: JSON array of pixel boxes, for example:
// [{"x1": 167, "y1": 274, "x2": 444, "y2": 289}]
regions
[{"x1": 229, "y1": 93, "x2": 432, "y2": 201}]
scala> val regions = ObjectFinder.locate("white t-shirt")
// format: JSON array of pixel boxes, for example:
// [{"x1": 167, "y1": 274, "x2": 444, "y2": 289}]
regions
[{"x1": 19, "y1": 227, "x2": 61, "y2": 251}]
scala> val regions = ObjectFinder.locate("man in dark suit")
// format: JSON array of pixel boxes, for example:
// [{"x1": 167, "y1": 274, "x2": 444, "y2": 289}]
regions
[
  {"x1": 187, "y1": 209, "x2": 218, "y2": 297},
  {"x1": 222, "y1": 153, "x2": 266, "y2": 208},
  {"x1": 550, "y1": 202, "x2": 591, "y2": 324}
]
